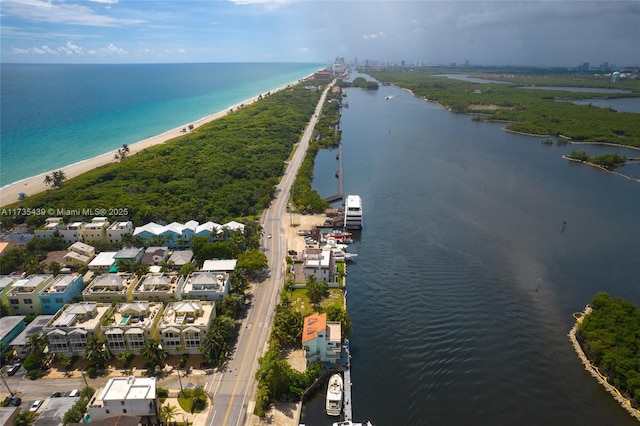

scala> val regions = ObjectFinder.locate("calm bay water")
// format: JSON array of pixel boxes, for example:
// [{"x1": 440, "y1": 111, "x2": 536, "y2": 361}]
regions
[
  {"x1": 0, "y1": 62, "x2": 324, "y2": 187},
  {"x1": 302, "y1": 73, "x2": 640, "y2": 425}
]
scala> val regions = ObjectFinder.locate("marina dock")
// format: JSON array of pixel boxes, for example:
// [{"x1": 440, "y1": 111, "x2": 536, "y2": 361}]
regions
[{"x1": 325, "y1": 144, "x2": 344, "y2": 203}]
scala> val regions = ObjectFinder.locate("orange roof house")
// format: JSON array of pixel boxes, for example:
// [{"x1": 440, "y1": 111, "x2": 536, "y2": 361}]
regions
[{"x1": 302, "y1": 312, "x2": 341, "y2": 365}]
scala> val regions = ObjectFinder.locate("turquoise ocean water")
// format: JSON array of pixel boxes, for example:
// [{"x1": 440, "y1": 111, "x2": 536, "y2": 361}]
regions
[{"x1": 0, "y1": 62, "x2": 325, "y2": 187}]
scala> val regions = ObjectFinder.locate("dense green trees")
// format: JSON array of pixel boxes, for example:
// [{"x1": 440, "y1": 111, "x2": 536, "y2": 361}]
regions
[
  {"x1": 369, "y1": 69, "x2": 640, "y2": 147},
  {"x1": 577, "y1": 292, "x2": 640, "y2": 407},
  {"x1": 567, "y1": 150, "x2": 627, "y2": 169},
  {"x1": 5, "y1": 84, "x2": 321, "y2": 226}
]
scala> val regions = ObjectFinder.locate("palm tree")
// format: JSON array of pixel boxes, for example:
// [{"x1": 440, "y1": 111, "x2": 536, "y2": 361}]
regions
[
  {"x1": 160, "y1": 404, "x2": 178, "y2": 424},
  {"x1": 191, "y1": 386, "x2": 207, "y2": 409},
  {"x1": 84, "y1": 335, "x2": 108, "y2": 367},
  {"x1": 43, "y1": 174, "x2": 53, "y2": 188},
  {"x1": 140, "y1": 339, "x2": 167, "y2": 374}
]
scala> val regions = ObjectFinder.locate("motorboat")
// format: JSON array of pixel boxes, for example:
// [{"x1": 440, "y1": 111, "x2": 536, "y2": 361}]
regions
[{"x1": 326, "y1": 373, "x2": 343, "y2": 416}]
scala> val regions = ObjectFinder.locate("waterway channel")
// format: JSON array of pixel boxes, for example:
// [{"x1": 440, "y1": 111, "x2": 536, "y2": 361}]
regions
[{"x1": 300, "y1": 71, "x2": 640, "y2": 426}]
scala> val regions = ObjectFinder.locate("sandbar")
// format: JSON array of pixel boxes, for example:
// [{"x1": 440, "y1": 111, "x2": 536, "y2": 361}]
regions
[{"x1": 0, "y1": 85, "x2": 290, "y2": 208}]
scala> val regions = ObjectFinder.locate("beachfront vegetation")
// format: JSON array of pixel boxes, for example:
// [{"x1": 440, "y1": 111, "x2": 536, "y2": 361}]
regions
[
  {"x1": 577, "y1": 292, "x2": 640, "y2": 407},
  {"x1": 5, "y1": 84, "x2": 321, "y2": 226},
  {"x1": 43, "y1": 170, "x2": 67, "y2": 189},
  {"x1": 368, "y1": 69, "x2": 640, "y2": 147}
]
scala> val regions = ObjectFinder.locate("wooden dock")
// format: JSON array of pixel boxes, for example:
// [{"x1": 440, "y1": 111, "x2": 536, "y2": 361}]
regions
[{"x1": 325, "y1": 144, "x2": 344, "y2": 203}]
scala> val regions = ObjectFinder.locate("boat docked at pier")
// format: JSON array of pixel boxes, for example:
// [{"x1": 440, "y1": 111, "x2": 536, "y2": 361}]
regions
[
  {"x1": 326, "y1": 373, "x2": 343, "y2": 416},
  {"x1": 344, "y1": 195, "x2": 362, "y2": 230}
]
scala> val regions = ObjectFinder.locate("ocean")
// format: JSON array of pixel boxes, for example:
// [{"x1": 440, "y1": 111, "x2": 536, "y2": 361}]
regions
[
  {"x1": 0, "y1": 62, "x2": 325, "y2": 187},
  {"x1": 301, "y1": 72, "x2": 640, "y2": 425}
]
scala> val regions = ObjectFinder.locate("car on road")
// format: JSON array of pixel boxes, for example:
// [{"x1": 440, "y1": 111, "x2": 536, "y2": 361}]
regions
[
  {"x1": 29, "y1": 400, "x2": 43, "y2": 412},
  {"x1": 7, "y1": 363, "x2": 20, "y2": 376},
  {"x1": 267, "y1": 234, "x2": 272, "y2": 238}
]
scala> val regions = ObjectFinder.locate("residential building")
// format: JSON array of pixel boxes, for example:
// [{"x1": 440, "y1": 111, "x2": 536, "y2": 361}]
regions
[
  {"x1": 107, "y1": 221, "x2": 134, "y2": 244},
  {"x1": 87, "y1": 376, "x2": 160, "y2": 423},
  {"x1": 181, "y1": 272, "x2": 229, "y2": 302},
  {"x1": 78, "y1": 217, "x2": 110, "y2": 244},
  {"x1": 113, "y1": 248, "x2": 144, "y2": 264},
  {"x1": 34, "y1": 217, "x2": 64, "y2": 240},
  {"x1": 302, "y1": 248, "x2": 338, "y2": 287},
  {"x1": 302, "y1": 312, "x2": 341, "y2": 366},
  {"x1": 102, "y1": 302, "x2": 164, "y2": 355},
  {"x1": 39, "y1": 274, "x2": 84, "y2": 314},
  {"x1": 43, "y1": 301, "x2": 111, "y2": 357},
  {"x1": 132, "y1": 273, "x2": 183, "y2": 302},
  {"x1": 11, "y1": 315, "x2": 53, "y2": 359},
  {"x1": 158, "y1": 300, "x2": 215, "y2": 354},
  {"x1": 6, "y1": 275, "x2": 54, "y2": 315},
  {"x1": 59, "y1": 221, "x2": 84, "y2": 244},
  {"x1": 201, "y1": 259, "x2": 237, "y2": 273},
  {"x1": 167, "y1": 250, "x2": 194, "y2": 269},
  {"x1": 0, "y1": 315, "x2": 26, "y2": 356},
  {"x1": 0, "y1": 275, "x2": 22, "y2": 312},
  {"x1": 133, "y1": 220, "x2": 243, "y2": 248},
  {"x1": 141, "y1": 247, "x2": 170, "y2": 265},
  {"x1": 88, "y1": 252, "x2": 117, "y2": 270},
  {"x1": 82, "y1": 273, "x2": 138, "y2": 303},
  {"x1": 63, "y1": 242, "x2": 96, "y2": 268}
]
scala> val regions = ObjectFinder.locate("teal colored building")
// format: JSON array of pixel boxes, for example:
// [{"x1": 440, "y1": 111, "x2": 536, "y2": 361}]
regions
[
  {"x1": 39, "y1": 274, "x2": 84, "y2": 315},
  {"x1": 0, "y1": 316, "x2": 26, "y2": 356}
]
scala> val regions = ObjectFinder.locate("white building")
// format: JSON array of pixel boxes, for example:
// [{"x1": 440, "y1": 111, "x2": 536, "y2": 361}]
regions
[
  {"x1": 87, "y1": 376, "x2": 159, "y2": 423},
  {"x1": 158, "y1": 300, "x2": 215, "y2": 354},
  {"x1": 44, "y1": 302, "x2": 111, "y2": 357},
  {"x1": 102, "y1": 301, "x2": 164, "y2": 355},
  {"x1": 82, "y1": 273, "x2": 137, "y2": 303},
  {"x1": 302, "y1": 312, "x2": 342, "y2": 366},
  {"x1": 181, "y1": 272, "x2": 229, "y2": 301},
  {"x1": 88, "y1": 252, "x2": 117, "y2": 270},
  {"x1": 132, "y1": 273, "x2": 183, "y2": 302},
  {"x1": 107, "y1": 221, "x2": 134, "y2": 244},
  {"x1": 302, "y1": 248, "x2": 338, "y2": 287},
  {"x1": 59, "y1": 221, "x2": 84, "y2": 245},
  {"x1": 34, "y1": 217, "x2": 64, "y2": 240}
]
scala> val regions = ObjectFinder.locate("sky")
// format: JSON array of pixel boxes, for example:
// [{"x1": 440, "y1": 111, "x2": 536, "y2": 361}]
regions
[{"x1": 1, "y1": 0, "x2": 639, "y2": 67}]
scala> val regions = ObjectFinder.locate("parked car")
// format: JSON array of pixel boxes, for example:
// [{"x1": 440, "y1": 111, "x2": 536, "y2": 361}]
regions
[
  {"x1": 29, "y1": 400, "x2": 42, "y2": 412},
  {"x1": 9, "y1": 397, "x2": 21, "y2": 406},
  {"x1": 7, "y1": 363, "x2": 20, "y2": 376},
  {"x1": 51, "y1": 392, "x2": 61, "y2": 398}
]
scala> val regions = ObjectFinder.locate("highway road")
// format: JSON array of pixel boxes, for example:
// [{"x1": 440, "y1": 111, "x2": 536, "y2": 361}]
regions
[{"x1": 206, "y1": 83, "x2": 332, "y2": 426}]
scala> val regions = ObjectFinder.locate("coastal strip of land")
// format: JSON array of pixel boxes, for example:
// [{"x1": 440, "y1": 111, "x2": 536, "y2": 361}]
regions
[
  {"x1": 0, "y1": 84, "x2": 294, "y2": 207},
  {"x1": 568, "y1": 306, "x2": 640, "y2": 421}
]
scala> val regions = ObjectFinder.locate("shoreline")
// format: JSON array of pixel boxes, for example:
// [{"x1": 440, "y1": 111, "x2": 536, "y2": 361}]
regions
[
  {"x1": 568, "y1": 306, "x2": 640, "y2": 421},
  {"x1": 0, "y1": 81, "x2": 299, "y2": 207}
]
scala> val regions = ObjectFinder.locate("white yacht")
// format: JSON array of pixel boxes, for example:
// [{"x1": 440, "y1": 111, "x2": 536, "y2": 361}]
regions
[
  {"x1": 344, "y1": 195, "x2": 363, "y2": 230},
  {"x1": 326, "y1": 373, "x2": 343, "y2": 416}
]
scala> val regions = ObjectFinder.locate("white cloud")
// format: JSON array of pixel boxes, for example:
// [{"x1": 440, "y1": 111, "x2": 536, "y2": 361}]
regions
[
  {"x1": 64, "y1": 41, "x2": 84, "y2": 54},
  {"x1": 101, "y1": 43, "x2": 127, "y2": 55},
  {"x1": 363, "y1": 32, "x2": 387, "y2": 40},
  {"x1": 3, "y1": 0, "x2": 144, "y2": 27},
  {"x1": 298, "y1": 47, "x2": 308, "y2": 53},
  {"x1": 90, "y1": 0, "x2": 119, "y2": 3}
]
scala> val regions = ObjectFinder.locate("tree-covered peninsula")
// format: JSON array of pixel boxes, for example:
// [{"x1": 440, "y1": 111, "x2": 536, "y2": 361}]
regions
[
  {"x1": 367, "y1": 68, "x2": 640, "y2": 147},
  {"x1": 575, "y1": 292, "x2": 640, "y2": 411}
]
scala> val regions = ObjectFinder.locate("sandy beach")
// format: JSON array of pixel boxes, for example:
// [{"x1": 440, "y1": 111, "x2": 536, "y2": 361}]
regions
[{"x1": 0, "y1": 86, "x2": 289, "y2": 208}]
